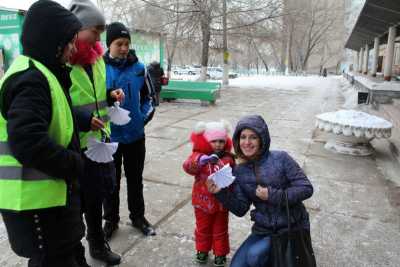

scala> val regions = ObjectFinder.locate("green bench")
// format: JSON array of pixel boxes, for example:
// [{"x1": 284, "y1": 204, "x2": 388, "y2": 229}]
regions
[{"x1": 160, "y1": 80, "x2": 221, "y2": 105}]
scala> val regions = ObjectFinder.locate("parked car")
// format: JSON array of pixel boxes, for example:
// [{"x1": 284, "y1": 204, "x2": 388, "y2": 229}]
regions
[
  {"x1": 207, "y1": 67, "x2": 223, "y2": 79},
  {"x1": 172, "y1": 66, "x2": 190, "y2": 75},
  {"x1": 172, "y1": 66, "x2": 200, "y2": 75},
  {"x1": 228, "y1": 70, "x2": 239, "y2": 79},
  {"x1": 206, "y1": 67, "x2": 239, "y2": 79},
  {"x1": 188, "y1": 65, "x2": 201, "y2": 75}
]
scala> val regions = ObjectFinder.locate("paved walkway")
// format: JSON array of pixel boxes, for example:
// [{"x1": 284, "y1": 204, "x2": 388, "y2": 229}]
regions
[{"x1": 0, "y1": 76, "x2": 399, "y2": 266}]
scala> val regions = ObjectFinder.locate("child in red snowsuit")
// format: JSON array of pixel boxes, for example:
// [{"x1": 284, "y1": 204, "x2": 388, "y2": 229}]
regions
[{"x1": 183, "y1": 121, "x2": 235, "y2": 267}]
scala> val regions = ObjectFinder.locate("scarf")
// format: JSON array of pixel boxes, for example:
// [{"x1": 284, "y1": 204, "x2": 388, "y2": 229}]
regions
[{"x1": 70, "y1": 39, "x2": 103, "y2": 66}]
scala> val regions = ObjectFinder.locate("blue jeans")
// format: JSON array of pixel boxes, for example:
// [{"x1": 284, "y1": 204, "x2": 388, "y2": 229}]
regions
[{"x1": 230, "y1": 233, "x2": 271, "y2": 267}]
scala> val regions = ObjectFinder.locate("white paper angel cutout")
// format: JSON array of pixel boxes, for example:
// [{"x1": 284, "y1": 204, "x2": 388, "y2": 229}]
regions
[
  {"x1": 108, "y1": 101, "x2": 131, "y2": 125},
  {"x1": 208, "y1": 164, "x2": 236, "y2": 188},
  {"x1": 84, "y1": 137, "x2": 118, "y2": 163}
]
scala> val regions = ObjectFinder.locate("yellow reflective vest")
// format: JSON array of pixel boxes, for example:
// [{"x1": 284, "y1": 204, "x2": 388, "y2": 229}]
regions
[
  {"x1": 0, "y1": 55, "x2": 73, "y2": 211},
  {"x1": 70, "y1": 57, "x2": 110, "y2": 148}
]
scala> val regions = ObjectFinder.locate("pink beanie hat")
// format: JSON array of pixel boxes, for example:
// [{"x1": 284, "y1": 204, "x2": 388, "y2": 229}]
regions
[{"x1": 194, "y1": 121, "x2": 231, "y2": 142}]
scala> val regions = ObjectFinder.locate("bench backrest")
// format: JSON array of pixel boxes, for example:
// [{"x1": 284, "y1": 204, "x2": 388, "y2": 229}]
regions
[{"x1": 164, "y1": 80, "x2": 221, "y2": 90}]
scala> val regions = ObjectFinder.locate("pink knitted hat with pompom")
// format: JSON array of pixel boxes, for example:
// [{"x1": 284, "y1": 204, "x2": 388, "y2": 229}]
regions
[{"x1": 194, "y1": 121, "x2": 231, "y2": 142}]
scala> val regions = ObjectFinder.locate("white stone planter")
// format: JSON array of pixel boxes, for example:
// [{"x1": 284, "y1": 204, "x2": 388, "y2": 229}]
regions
[{"x1": 315, "y1": 110, "x2": 392, "y2": 156}]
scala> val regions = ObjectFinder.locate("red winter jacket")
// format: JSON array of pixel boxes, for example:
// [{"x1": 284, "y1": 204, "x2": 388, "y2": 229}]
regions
[{"x1": 183, "y1": 132, "x2": 235, "y2": 213}]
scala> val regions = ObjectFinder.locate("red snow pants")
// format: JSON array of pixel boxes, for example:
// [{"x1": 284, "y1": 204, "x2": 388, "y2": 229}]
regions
[{"x1": 194, "y1": 207, "x2": 230, "y2": 256}]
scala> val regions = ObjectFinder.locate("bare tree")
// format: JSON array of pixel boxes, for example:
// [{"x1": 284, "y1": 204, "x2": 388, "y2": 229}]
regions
[
  {"x1": 101, "y1": 0, "x2": 286, "y2": 76},
  {"x1": 281, "y1": 0, "x2": 343, "y2": 72}
]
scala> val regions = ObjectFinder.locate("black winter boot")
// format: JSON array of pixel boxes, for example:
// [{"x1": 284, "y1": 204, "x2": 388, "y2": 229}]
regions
[
  {"x1": 214, "y1": 255, "x2": 227, "y2": 266},
  {"x1": 76, "y1": 257, "x2": 91, "y2": 267},
  {"x1": 132, "y1": 217, "x2": 156, "y2": 236},
  {"x1": 195, "y1": 251, "x2": 208, "y2": 264},
  {"x1": 88, "y1": 239, "x2": 121, "y2": 266}
]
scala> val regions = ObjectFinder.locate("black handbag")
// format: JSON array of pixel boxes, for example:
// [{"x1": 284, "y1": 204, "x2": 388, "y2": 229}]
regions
[{"x1": 267, "y1": 190, "x2": 317, "y2": 267}]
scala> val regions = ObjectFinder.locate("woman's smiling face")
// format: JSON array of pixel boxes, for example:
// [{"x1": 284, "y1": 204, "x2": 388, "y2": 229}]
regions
[{"x1": 239, "y1": 128, "x2": 261, "y2": 158}]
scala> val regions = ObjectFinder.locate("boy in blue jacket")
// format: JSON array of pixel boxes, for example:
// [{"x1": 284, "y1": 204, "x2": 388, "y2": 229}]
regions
[{"x1": 103, "y1": 22, "x2": 156, "y2": 239}]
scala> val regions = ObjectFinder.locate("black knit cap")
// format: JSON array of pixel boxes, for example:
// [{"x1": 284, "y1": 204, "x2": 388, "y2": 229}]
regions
[
  {"x1": 21, "y1": 0, "x2": 82, "y2": 70},
  {"x1": 106, "y1": 22, "x2": 131, "y2": 48}
]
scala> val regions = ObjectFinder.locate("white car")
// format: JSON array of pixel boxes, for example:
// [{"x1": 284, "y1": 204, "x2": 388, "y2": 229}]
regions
[
  {"x1": 172, "y1": 66, "x2": 190, "y2": 75},
  {"x1": 172, "y1": 66, "x2": 200, "y2": 75},
  {"x1": 187, "y1": 66, "x2": 201, "y2": 75},
  {"x1": 207, "y1": 67, "x2": 223, "y2": 79},
  {"x1": 207, "y1": 67, "x2": 238, "y2": 79},
  {"x1": 228, "y1": 71, "x2": 238, "y2": 79}
]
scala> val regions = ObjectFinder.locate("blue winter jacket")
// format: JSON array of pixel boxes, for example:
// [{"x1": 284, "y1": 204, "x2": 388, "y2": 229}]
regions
[
  {"x1": 104, "y1": 50, "x2": 154, "y2": 144},
  {"x1": 215, "y1": 115, "x2": 313, "y2": 234}
]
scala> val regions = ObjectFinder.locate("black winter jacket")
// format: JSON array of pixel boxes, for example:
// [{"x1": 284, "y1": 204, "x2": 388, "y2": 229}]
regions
[
  {"x1": 147, "y1": 62, "x2": 164, "y2": 93},
  {"x1": 0, "y1": 0, "x2": 84, "y2": 258}
]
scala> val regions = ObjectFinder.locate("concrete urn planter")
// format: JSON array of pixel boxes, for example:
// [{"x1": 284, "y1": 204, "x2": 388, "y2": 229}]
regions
[{"x1": 315, "y1": 110, "x2": 392, "y2": 156}]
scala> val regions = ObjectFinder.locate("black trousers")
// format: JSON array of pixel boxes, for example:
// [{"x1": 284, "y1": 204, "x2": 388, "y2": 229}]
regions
[
  {"x1": 103, "y1": 138, "x2": 146, "y2": 223},
  {"x1": 80, "y1": 154, "x2": 116, "y2": 242},
  {"x1": 27, "y1": 242, "x2": 85, "y2": 267},
  {"x1": 1, "y1": 190, "x2": 86, "y2": 267},
  {"x1": 154, "y1": 91, "x2": 161, "y2": 106}
]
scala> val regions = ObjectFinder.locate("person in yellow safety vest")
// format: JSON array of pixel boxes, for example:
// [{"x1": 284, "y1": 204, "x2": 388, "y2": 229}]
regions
[
  {"x1": 68, "y1": 0, "x2": 123, "y2": 265},
  {"x1": 0, "y1": 1, "x2": 91, "y2": 267}
]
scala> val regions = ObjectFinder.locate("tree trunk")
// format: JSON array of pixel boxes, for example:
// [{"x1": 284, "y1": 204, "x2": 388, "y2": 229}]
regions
[
  {"x1": 253, "y1": 40, "x2": 269, "y2": 73},
  {"x1": 222, "y1": 0, "x2": 229, "y2": 85},
  {"x1": 200, "y1": 11, "x2": 211, "y2": 81},
  {"x1": 256, "y1": 57, "x2": 259, "y2": 75},
  {"x1": 286, "y1": 19, "x2": 294, "y2": 72},
  {"x1": 165, "y1": 0, "x2": 180, "y2": 78},
  {"x1": 280, "y1": 37, "x2": 287, "y2": 72}
]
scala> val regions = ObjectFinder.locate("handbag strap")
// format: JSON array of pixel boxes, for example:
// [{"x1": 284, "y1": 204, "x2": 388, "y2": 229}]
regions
[
  {"x1": 254, "y1": 164, "x2": 292, "y2": 234},
  {"x1": 254, "y1": 164, "x2": 280, "y2": 233},
  {"x1": 284, "y1": 190, "x2": 291, "y2": 233}
]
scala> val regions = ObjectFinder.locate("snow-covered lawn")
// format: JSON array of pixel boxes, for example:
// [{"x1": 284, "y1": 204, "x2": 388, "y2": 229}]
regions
[
  {"x1": 228, "y1": 75, "x2": 340, "y2": 91},
  {"x1": 170, "y1": 74, "x2": 343, "y2": 91}
]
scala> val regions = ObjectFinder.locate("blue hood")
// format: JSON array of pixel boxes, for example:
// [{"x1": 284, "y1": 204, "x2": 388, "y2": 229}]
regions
[{"x1": 233, "y1": 115, "x2": 270, "y2": 157}]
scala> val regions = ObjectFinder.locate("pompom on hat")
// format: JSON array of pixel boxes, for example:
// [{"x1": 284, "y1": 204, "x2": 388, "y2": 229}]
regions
[
  {"x1": 190, "y1": 120, "x2": 233, "y2": 154},
  {"x1": 194, "y1": 120, "x2": 231, "y2": 142}
]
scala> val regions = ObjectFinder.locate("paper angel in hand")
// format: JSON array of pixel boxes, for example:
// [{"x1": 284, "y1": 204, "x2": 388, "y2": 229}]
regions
[
  {"x1": 208, "y1": 164, "x2": 236, "y2": 188},
  {"x1": 84, "y1": 130, "x2": 118, "y2": 163},
  {"x1": 108, "y1": 101, "x2": 131, "y2": 125}
]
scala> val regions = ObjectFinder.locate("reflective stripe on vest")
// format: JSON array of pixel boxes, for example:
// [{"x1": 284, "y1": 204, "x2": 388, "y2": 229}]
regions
[
  {"x1": 70, "y1": 57, "x2": 110, "y2": 148},
  {"x1": 0, "y1": 166, "x2": 51, "y2": 180},
  {"x1": 0, "y1": 55, "x2": 73, "y2": 211}
]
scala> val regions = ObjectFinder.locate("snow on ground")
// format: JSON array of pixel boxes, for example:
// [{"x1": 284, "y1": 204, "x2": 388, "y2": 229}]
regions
[
  {"x1": 228, "y1": 75, "x2": 339, "y2": 91},
  {"x1": 338, "y1": 77, "x2": 359, "y2": 109},
  {"x1": 169, "y1": 74, "x2": 346, "y2": 95}
]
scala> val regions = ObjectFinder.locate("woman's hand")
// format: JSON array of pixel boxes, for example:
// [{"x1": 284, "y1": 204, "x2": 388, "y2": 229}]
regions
[
  {"x1": 255, "y1": 185, "x2": 269, "y2": 201},
  {"x1": 110, "y1": 88, "x2": 125, "y2": 103},
  {"x1": 206, "y1": 179, "x2": 221, "y2": 194},
  {"x1": 90, "y1": 116, "x2": 105, "y2": 131}
]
